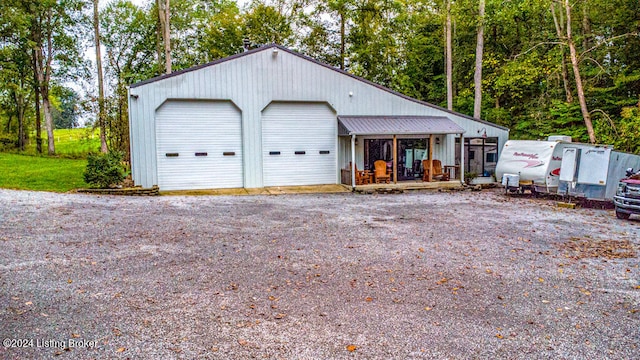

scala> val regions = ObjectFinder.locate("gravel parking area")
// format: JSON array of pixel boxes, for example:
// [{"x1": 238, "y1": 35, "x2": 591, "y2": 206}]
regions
[{"x1": 1, "y1": 188, "x2": 639, "y2": 359}]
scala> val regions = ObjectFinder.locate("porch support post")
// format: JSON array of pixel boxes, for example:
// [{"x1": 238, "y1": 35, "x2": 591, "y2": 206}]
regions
[
  {"x1": 428, "y1": 134, "x2": 434, "y2": 182},
  {"x1": 392, "y1": 135, "x2": 397, "y2": 184},
  {"x1": 351, "y1": 134, "x2": 356, "y2": 188},
  {"x1": 459, "y1": 134, "x2": 465, "y2": 184}
]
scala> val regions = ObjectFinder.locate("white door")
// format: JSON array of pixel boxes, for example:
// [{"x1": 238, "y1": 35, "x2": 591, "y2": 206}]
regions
[
  {"x1": 262, "y1": 102, "x2": 337, "y2": 186},
  {"x1": 155, "y1": 100, "x2": 243, "y2": 190}
]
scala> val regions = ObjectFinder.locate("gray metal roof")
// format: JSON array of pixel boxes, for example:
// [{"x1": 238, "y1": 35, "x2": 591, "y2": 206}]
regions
[{"x1": 338, "y1": 116, "x2": 466, "y2": 136}]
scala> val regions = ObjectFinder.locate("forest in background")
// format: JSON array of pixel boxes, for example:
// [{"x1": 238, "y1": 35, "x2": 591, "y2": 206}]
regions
[{"x1": 1, "y1": 0, "x2": 639, "y2": 160}]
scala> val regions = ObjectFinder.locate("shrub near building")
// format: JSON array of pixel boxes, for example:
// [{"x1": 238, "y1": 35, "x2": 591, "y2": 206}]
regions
[{"x1": 83, "y1": 151, "x2": 126, "y2": 189}]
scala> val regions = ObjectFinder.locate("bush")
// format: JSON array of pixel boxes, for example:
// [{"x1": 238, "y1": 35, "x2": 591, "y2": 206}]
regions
[
  {"x1": 0, "y1": 134, "x2": 16, "y2": 151},
  {"x1": 83, "y1": 151, "x2": 126, "y2": 188},
  {"x1": 464, "y1": 172, "x2": 478, "y2": 184}
]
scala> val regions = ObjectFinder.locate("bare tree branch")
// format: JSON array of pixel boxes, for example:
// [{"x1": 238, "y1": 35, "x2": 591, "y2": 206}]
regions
[
  {"x1": 513, "y1": 42, "x2": 565, "y2": 59},
  {"x1": 579, "y1": 32, "x2": 639, "y2": 60},
  {"x1": 590, "y1": 109, "x2": 618, "y2": 137}
]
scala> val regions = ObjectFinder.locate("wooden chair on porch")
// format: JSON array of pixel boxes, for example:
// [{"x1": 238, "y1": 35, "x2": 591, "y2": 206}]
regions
[
  {"x1": 374, "y1": 160, "x2": 391, "y2": 183},
  {"x1": 422, "y1": 159, "x2": 449, "y2": 182},
  {"x1": 351, "y1": 162, "x2": 372, "y2": 185}
]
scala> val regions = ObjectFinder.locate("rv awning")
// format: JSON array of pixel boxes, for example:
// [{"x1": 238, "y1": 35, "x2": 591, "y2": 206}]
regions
[{"x1": 338, "y1": 115, "x2": 465, "y2": 136}]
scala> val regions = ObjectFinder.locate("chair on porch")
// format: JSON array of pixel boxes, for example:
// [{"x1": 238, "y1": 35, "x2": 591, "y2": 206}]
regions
[
  {"x1": 422, "y1": 159, "x2": 449, "y2": 182},
  {"x1": 351, "y1": 162, "x2": 372, "y2": 185},
  {"x1": 374, "y1": 160, "x2": 391, "y2": 183}
]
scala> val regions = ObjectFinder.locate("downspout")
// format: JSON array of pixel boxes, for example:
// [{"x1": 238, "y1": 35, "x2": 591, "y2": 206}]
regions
[{"x1": 351, "y1": 134, "x2": 356, "y2": 190}]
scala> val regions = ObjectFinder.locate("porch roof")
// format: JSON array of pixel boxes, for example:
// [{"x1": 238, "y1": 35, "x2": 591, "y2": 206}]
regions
[{"x1": 337, "y1": 115, "x2": 466, "y2": 136}]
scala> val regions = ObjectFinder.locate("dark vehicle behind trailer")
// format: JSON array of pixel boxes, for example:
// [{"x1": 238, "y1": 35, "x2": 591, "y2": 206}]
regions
[{"x1": 613, "y1": 170, "x2": 640, "y2": 219}]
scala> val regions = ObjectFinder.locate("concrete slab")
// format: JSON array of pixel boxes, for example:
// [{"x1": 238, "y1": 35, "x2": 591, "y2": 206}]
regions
[
  {"x1": 264, "y1": 184, "x2": 351, "y2": 195},
  {"x1": 159, "y1": 184, "x2": 350, "y2": 196},
  {"x1": 354, "y1": 180, "x2": 464, "y2": 192}
]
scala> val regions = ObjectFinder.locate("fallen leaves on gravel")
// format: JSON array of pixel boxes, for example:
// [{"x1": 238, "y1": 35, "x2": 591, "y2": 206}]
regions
[
  {"x1": 557, "y1": 238, "x2": 636, "y2": 259},
  {"x1": 116, "y1": 347, "x2": 126, "y2": 353}
]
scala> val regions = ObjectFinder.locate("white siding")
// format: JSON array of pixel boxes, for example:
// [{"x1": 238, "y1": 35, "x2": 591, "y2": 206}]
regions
[{"x1": 129, "y1": 46, "x2": 509, "y2": 188}]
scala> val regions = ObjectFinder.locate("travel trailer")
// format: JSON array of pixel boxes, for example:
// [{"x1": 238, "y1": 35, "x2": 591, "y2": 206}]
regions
[
  {"x1": 496, "y1": 137, "x2": 640, "y2": 201},
  {"x1": 495, "y1": 139, "x2": 591, "y2": 194}
]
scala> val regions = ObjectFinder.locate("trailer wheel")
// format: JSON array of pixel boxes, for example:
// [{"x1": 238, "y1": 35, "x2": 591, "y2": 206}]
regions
[
  {"x1": 615, "y1": 209, "x2": 631, "y2": 220},
  {"x1": 531, "y1": 187, "x2": 539, "y2": 198}
]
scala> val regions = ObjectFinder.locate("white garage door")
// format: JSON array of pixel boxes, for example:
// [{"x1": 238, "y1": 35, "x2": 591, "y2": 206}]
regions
[
  {"x1": 262, "y1": 102, "x2": 337, "y2": 186},
  {"x1": 155, "y1": 100, "x2": 243, "y2": 190}
]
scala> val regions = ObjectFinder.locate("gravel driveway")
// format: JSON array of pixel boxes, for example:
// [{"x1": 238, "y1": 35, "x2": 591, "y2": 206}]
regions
[{"x1": 1, "y1": 188, "x2": 638, "y2": 359}]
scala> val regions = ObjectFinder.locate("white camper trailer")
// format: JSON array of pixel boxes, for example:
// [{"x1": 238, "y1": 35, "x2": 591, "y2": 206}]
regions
[
  {"x1": 496, "y1": 138, "x2": 640, "y2": 201},
  {"x1": 495, "y1": 139, "x2": 610, "y2": 195},
  {"x1": 495, "y1": 140, "x2": 569, "y2": 194}
]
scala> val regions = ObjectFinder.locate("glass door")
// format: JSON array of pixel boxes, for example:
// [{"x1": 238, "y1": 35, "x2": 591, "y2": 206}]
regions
[
  {"x1": 465, "y1": 137, "x2": 498, "y2": 177},
  {"x1": 397, "y1": 139, "x2": 428, "y2": 181}
]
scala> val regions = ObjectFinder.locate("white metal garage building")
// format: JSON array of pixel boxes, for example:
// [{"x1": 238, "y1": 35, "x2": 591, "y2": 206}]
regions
[{"x1": 128, "y1": 44, "x2": 509, "y2": 191}]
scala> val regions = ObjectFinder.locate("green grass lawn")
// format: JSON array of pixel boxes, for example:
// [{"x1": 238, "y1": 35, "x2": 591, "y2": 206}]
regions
[{"x1": 0, "y1": 153, "x2": 88, "y2": 192}]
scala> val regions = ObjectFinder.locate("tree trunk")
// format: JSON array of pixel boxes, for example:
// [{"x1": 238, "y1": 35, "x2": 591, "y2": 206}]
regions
[
  {"x1": 156, "y1": 0, "x2": 165, "y2": 73},
  {"x1": 582, "y1": 5, "x2": 591, "y2": 51},
  {"x1": 565, "y1": 0, "x2": 595, "y2": 143},
  {"x1": 42, "y1": 85, "x2": 55, "y2": 154},
  {"x1": 445, "y1": 0, "x2": 453, "y2": 111},
  {"x1": 551, "y1": 2, "x2": 573, "y2": 103},
  {"x1": 340, "y1": 12, "x2": 345, "y2": 70},
  {"x1": 18, "y1": 104, "x2": 25, "y2": 151},
  {"x1": 93, "y1": 0, "x2": 108, "y2": 153},
  {"x1": 42, "y1": 11, "x2": 55, "y2": 155},
  {"x1": 31, "y1": 45, "x2": 42, "y2": 153},
  {"x1": 4, "y1": 114, "x2": 11, "y2": 133},
  {"x1": 33, "y1": 33, "x2": 55, "y2": 155},
  {"x1": 163, "y1": 0, "x2": 171, "y2": 74},
  {"x1": 13, "y1": 91, "x2": 26, "y2": 151},
  {"x1": 473, "y1": 0, "x2": 485, "y2": 119}
]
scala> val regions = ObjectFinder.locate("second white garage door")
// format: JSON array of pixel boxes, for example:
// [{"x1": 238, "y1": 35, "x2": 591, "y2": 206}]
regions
[
  {"x1": 262, "y1": 102, "x2": 337, "y2": 186},
  {"x1": 155, "y1": 100, "x2": 243, "y2": 190}
]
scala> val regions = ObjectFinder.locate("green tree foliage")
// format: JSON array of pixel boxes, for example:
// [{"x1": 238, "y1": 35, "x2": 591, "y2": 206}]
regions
[
  {"x1": 197, "y1": 0, "x2": 244, "y2": 62},
  {"x1": 1, "y1": 0, "x2": 639, "y2": 158},
  {"x1": 51, "y1": 85, "x2": 80, "y2": 129},
  {"x1": 100, "y1": 0, "x2": 157, "y2": 159},
  {"x1": 243, "y1": 3, "x2": 294, "y2": 46}
]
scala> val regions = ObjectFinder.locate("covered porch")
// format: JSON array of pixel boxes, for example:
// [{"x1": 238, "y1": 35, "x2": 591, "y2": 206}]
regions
[{"x1": 337, "y1": 115, "x2": 466, "y2": 190}]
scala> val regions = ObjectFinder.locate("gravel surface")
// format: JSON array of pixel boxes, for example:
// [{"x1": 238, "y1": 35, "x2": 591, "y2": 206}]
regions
[{"x1": 0, "y1": 188, "x2": 639, "y2": 359}]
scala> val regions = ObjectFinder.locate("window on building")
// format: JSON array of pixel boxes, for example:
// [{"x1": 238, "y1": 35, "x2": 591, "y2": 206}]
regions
[{"x1": 465, "y1": 137, "x2": 498, "y2": 177}]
